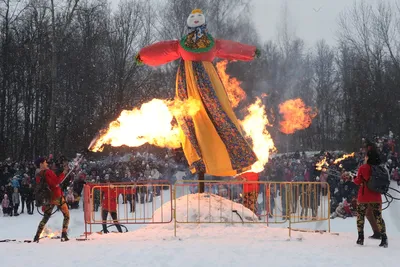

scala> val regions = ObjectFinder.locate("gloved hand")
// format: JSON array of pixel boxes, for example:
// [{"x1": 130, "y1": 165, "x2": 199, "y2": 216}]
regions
[{"x1": 255, "y1": 48, "x2": 261, "y2": 58}]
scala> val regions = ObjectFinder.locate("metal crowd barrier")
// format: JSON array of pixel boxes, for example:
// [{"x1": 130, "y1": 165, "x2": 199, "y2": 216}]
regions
[
  {"x1": 288, "y1": 182, "x2": 331, "y2": 236},
  {"x1": 82, "y1": 180, "x2": 172, "y2": 239},
  {"x1": 81, "y1": 180, "x2": 330, "y2": 238},
  {"x1": 173, "y1": 180, "x2": 331, "y2": 237}
]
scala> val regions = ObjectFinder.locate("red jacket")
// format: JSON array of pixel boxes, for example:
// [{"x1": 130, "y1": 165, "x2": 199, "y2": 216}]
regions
[
  {"x1": 101, "y1": 186, "x2": 135, "y2": 212},
  {"x1": 36, "y1": 169, "x2": 65, "y2": 201},
  {"x1": 241, "y1": 172, "x2": 259, "y2": 193},
  {"x1": 354, "y1": 164, "x2": 382, "y2": 203}
]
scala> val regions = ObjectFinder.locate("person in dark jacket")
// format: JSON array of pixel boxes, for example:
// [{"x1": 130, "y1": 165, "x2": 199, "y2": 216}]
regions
[
  {"x1": 353, "y1": 148, "x2": 388, "y2": 248},
  {"x1": 20, "y1": 181, "x2": 29, "y2": 213},
  {"x1": 26, "y1": 183, "x2": 34, "y2": 214}
]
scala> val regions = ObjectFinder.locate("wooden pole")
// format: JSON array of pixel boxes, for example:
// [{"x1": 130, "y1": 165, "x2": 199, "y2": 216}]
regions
[{"x1": 198, "y1": 172, "x2": 205, "y2": 193}]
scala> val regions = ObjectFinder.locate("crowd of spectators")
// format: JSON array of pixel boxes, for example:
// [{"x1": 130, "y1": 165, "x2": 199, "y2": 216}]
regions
[{"x1": 1, "y1": 133, "x2": 399, "y2": 219}]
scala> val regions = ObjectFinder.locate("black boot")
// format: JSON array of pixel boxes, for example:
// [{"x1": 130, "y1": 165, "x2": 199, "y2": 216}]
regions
[
  {"x1": 61, "y1": 232, "x2": 69, "y2": 242},
  {"x1": 115, "y1": 224, "x2": 123, "y2": 233},
  {"x1": 368, "y1": 232, "x2": 381, "y2": 239},
  {"x1": 33, "y1": 234, "x2": 40, "y2": 243},
  {"x1": 379, "y1": 235, "x2": 388, "y2": 248},
  {"x1": 356, "y1": 232, "x2": 364, "y2": 246}
]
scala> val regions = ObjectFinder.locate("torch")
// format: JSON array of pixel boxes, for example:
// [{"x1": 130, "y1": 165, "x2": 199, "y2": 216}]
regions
[{"x1": 60, "y1": 150, "x2": 89, "y2": 185}]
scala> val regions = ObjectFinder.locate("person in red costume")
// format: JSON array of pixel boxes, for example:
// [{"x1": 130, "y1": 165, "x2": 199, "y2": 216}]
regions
[
  {"x1": 136, "y1": 9, "x2": 259, "y2": 184},
  {"x1": 100, "y1": 182, "x2": 135, "y2": 233},
  {"x1": 239, "y1": 172, "x2": 259, "y2": 216},
  {"x1": 33, "y1": 157, "x2": 70, "y2": 242},
  {"x1": 353, "y1": 148, "x2": 388, "y2": 248}
]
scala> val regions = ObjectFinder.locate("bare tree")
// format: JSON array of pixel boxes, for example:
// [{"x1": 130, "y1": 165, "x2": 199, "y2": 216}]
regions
[{"x1": 47, "y1": 0, "x2": 80, "y2": 154}]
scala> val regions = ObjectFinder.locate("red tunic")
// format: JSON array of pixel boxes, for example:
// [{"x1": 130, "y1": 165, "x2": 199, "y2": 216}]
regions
[
  {"x1": 36, "y1": 169, "x2": 65, "y2": 201},
  {"x1": 354, "y1": 164, "x2": 382, "y2": 203},
  {"x1": 101, "y1": 187, "x2": 135, "y2": 212}
]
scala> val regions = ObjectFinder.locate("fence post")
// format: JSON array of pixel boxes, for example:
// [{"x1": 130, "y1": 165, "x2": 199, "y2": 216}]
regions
[
  {"x1": 288, "y1": 183, "x2": 292, "y2": 237},
  {"x1": 173, "y1": 186, "x2": 177, "y2": 237},
  {"x1": 328, "y1": 185, "x2": 331, "y2": 233}
]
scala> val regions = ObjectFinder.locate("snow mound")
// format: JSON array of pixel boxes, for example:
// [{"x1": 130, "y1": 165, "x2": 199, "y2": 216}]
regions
[{"x1": 153, "y1": 193, "x2": 257, "y2": 224}]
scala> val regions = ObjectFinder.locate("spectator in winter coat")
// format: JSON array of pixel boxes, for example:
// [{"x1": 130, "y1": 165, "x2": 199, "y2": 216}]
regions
[
  {"x1": 1, "y1": 194, "x2": 11, "y2": 216},
  {"x1": 5, "y1": 183, "x2": 13, "y2": 208},
  {"x1": 20, "y1": 181, "x2": 29, "y2": 214},
  {"x1": 11, "y1": 176, "x2": 20, "y2": 188},
  {"x1": 12, "y1": 187, "x2": 20, "y2": 216},
  {"x1": 354, "y1": 148, "x2": 388, "y2": 247},
  {"x1": 26, "y1": 184, "x2": 34, "y2": 214}
]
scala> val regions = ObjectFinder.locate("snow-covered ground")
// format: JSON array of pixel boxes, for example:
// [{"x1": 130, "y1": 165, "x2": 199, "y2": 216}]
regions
[{"x1": 1, "y1": 182, "x2": 399, "y2": 267}]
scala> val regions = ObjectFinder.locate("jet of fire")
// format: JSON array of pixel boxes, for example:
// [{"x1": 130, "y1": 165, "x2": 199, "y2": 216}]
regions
[
  {"x1": 333, "y1": 152, "x2": 355, "y2": 164},
  {"x1": 279, "y1": 98, "x2": 317, "y2": 134},
  {"x1": 315, "y1": 157, "x2": 328, "y2": 171},
  {"x1": 240, "y1": 98, "x2": 276, "y2": 173},
  {"x1": 88, "y1": 98, "x2": 201, "y2": 152},
  {"x1": 216, "y1": 60, "x2": 246, "y2": 108}
]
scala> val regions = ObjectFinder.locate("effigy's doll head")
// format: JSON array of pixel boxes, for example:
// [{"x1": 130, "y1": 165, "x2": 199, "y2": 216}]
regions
[
  {"x1": 185, "y1": 9, "x2": 212, "y2": 50},
  {"x1": 187, "y1": 9, "x2": 206, "y2": 28}
]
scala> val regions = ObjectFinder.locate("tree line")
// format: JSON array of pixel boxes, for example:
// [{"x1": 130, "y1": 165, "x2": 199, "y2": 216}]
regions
[{"x1": 1, "y1": 0, "x2": 400, "y2": 160}]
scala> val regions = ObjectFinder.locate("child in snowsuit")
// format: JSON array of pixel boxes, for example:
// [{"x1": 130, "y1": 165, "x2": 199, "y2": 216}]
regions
[
  {"x1": 1, "y1": 194, "x2": 11, "y2": 216},
  {"x1": 66, "y1": 188, "x2": 75, "y2": 208},
  {"x1": 330, "y1": 202, "x2": 347, "y2": 219}
]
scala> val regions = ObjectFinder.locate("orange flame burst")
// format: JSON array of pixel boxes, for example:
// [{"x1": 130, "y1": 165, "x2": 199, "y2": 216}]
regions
[
  {"x1": 278, "y1": 98, "x2": 317, "y2": 134},
  {"x1": 315, "y1": 157, "x2": 328, "y2": 171},
  {"x1": 240, "y1": 98, "x2": 276, "y2": 172},
  {"x1": 216, "y1": 60, "x2": 246, "y2": 108},
  {"x1": 39, "y1": 227, "x2": 60, "y2": 239},
  {"x1": 333, "y1": 152, "x2": 355, "y2": 164},
  {"x1": 88, "y1": 98, "x2": 201, "y2": 152},
  {"x1": 217, "y1": 60, "x2": 276, "y2": 172}
]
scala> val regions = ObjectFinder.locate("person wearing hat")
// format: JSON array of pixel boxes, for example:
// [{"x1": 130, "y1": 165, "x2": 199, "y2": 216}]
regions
[
  {"x1": 33, "y1": 157, "x2": 70, "y2": 242},
  {"x1": 135, "y1": 9, "x2": 259, "y2": 186},
  {"x1": 353, "y1": 148, "x2": 388, "y2": 247}
]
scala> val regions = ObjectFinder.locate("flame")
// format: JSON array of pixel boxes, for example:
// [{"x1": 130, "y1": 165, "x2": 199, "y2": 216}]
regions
[
  {"x1": 333, "y1": 152, "x2": 355, "y2": 164},
  {"x1": 217, "y1": 61, "x2": 275, "y2": 172},
  {"x1": 39, "y1": 227, "x2": 60, "y2": 239},
  {"x1": 89, "y1": 98, "x2": 201, "y2": 152},
  {"x1": 278, "y1": 98, "x2": 317, "y2": 134},
  {"x1": 240, "y1": 98, "x2": 276, "y2": 173},
  {"x1": 216, "y1": 60, "x2": 246, "y2": 108},
  {"x1": 315, "y1": 157, "x2": 328, "y2": 171}
]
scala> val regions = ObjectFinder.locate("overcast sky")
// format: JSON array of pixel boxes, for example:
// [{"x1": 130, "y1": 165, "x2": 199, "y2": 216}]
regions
[{"x1": 110, "y1": 0, "x2": 397, "y2": 46}]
